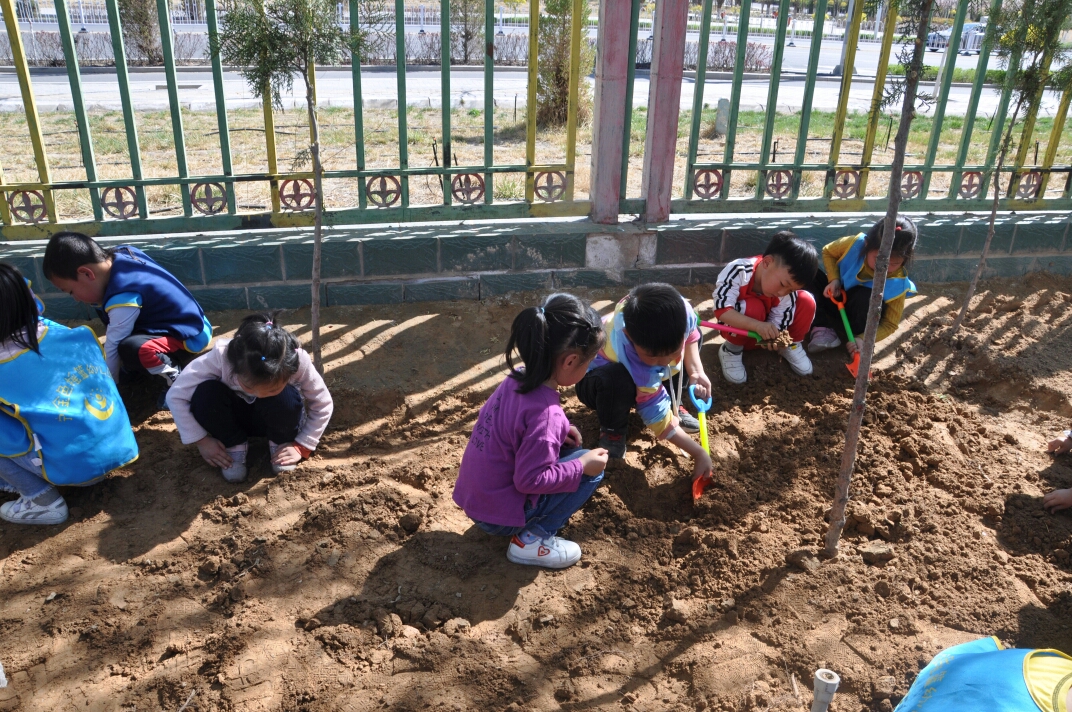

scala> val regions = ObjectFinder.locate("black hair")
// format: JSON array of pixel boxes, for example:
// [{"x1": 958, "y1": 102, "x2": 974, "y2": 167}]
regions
[
  {"x1": 763, "y1": 230, "x2": 819, "y2": 286},
  {"x1": 226, "y1": 313, "x2": 301, "y2": 386},
  {"x1": 863, "y1": 216, "x2": 919, "y2": 269},
  {"x1": 0, "y1": 263, "x2": 40, "y2": 354},
  {"x1": 621, "y1": 282, "x2": 689, "y2": 356},
  {"x1": 42, "y1": 232, "x2": 112, "y2": 281},
  {"x1": 505, "y1": 293, "x2": 605, "y2": 394}
]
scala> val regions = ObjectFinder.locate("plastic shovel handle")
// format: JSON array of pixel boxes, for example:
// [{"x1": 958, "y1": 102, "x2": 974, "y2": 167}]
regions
[
  {"x1": 828, "y1": 294, "x2": 857, "y2": 345},
  {"x1": 700, "y1": 320, "x2": 763, "y2": 343}
]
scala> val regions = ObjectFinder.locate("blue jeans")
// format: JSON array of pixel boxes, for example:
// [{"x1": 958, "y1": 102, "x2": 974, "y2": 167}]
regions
[
  {"x1": 474, "y1": 447, "x2": 604, "y2": 540},
  {"x1": 0, "y1": 453, "x2": 53, "y2": 499}
]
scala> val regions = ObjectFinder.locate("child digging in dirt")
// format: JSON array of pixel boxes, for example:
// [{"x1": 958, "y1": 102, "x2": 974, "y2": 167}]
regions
[
  {"x1": 712, "y1": 231, "x2": 819, "y2": 384},
  {"x1": 574, "y1": 283, "x2": 714, "y2": 472},
  {"x1": 806, "y1": 216, "x2": 919, "y2": 355},
  {"x1": 0, "y1": 262, "x2": 139, "y2": 525},
  {"x1": 166, "y1": 313, "x2": 333, "y2": 483},
  {"x1": 1042, "y1": 429, "x2": 1072, "y2": 514},
  {"x1": 42, "y1": 232, "x2": 214, "y2": 406},
  {"x1": 453, "y1": 294, "x2": 610, "y2": 569}
]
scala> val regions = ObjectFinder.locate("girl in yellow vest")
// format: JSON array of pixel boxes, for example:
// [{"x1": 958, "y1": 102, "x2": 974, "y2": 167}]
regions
[{"x1": 0, "y1": 263, "x2": 138, "y2": 525}]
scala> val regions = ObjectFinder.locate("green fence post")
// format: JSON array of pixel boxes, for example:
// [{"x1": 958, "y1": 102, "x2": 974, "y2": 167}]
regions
[
  {"x1": 441, "y1": 0, "x2": 452, "y2": 205},
  {"x1": 156, "y1": 0, "x2": 192, "y2": 216},
  {"x1": 55, "y1": 0, "x2": 102, "y2": 221},
  {"x1": 919, "y1": 0, "x2": 962, "y2": 199},
  {"x1": 524, "y1": 0, "x2": 539, "y2": 204},
  {"x1": 618, "y1": 0, "x2": 641, "y2": 205},
  {"x1": 349, "y1": 0, "x2": 368, "y2": 210},
  {"x1": 563, "y1": 0, "x2": 583, "y2": 200},
  {"x1": 205, "y1": 0, "x2": 236, "y2": 214},
  {"x1": 719, "y1": 0, "x2": 753, "y2": 199},
  {"x1": 789, "y1": 0, "x2": 827, "y2": 200},
  {"x1": 684, "y1": 0, "x2": 714, "y2": 200},
  {"x1": 483, "y1": 0, "x2": 494, "y2": 204},
  {"x1": 395, "y1": 0, "x2": 410, "y2": 209},
  {"x1": 857, "y1": 0, "x2": 899, "y2": 198},
  {"x1": 824, "y1": 0, "x2": 865, "y2": 199},
  {"x1": 980, "y1": 44, "x2": 1022, "y2": 199},
  {"x1": 105, "y1": 0, "x2": 148, "y2": 218},
  {"x1": 1009, "y1": 46, "x2": 1056, "y2": 197}
]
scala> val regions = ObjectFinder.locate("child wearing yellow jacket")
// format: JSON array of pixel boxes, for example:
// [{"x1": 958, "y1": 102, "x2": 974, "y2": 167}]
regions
[{"x1": 806, "y1": 216, "x2": 919, "y2": 355}]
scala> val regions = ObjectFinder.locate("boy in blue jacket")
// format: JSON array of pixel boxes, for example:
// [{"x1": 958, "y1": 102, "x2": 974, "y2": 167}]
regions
[{"x1": 43, "y1": 232, "x2": 213, "y2": 389}]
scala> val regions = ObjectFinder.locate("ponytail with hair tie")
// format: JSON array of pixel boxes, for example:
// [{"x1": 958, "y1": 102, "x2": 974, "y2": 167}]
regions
[{"x1": 504, "y1": 293, "x2": 605, "y2": 394}]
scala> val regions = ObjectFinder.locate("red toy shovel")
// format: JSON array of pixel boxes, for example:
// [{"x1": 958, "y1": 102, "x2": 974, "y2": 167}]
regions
[{"x1": 829, "y1": 292, "x2": 868, "y2": 379}]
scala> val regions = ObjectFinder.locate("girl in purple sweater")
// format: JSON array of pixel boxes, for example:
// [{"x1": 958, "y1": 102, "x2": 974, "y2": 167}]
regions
[{"x1": 453, "y1": 293, "x2": 609, "y2": 569}]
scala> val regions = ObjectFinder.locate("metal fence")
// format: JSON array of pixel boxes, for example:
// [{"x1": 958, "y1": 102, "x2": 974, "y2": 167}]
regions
[{"x1": 0, "y1": 0, "x2": 1068, "y2": 241}]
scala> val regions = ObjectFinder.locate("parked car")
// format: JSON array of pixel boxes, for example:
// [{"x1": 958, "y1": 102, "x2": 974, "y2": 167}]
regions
[{"x1": 927, "y1": 22, "x2": 987, "y2": 53}]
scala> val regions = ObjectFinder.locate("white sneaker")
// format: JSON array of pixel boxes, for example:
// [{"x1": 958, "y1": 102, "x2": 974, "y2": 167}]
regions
[
  {"x1": 807, "y1": 326, "x2": 842, "y2": 353},
  {"x1": 269, "y1": 441, "x2": 299, "y2": 474},
  {"x1": 0, "y1": 493, "x2": 68, "y2": 525},
  {"x1": 779, "y1": 342, "x2": 814, "y2": 376},
  {"x1": 718, "y1": 343, "x2": 747, "y2": 384},
  {"x1": 222, "y1": 443, "x2": 249, "y2": 483},
  {"x1": 507, "y1": 535, "x2": 582, "y2": 569}
]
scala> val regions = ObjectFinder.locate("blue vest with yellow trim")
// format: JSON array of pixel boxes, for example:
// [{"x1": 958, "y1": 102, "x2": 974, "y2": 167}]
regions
[
  {"x1": 98, "y1": 246, "x2": 209, "y2": 343},
  {"x1": 838, "y1": 234, "x2": 918, "y2": 302},
  {"x1": 896, "y1": 637, "x2": 1055, "y2": 712},
  {"x1": 0, "y1": 319, "x2": 139, "y2": 486}
]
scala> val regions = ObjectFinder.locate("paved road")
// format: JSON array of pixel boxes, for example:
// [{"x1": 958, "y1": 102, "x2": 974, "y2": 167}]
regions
[{"x1": 1, "y1": 64, "x2": 1061, "y2": 119}]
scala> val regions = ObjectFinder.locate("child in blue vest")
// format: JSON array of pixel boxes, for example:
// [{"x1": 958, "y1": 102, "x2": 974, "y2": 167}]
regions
[
  {"x1": 42, "y1": 232, "x2": 213, "y2": 390},
  {"x1": 0, "y1": 262, "x2": 139, "y2": 525},
  {"x1": 805, "y1": 216, "x2": 919, "y2": 354},
  {"x1": 895, "y1": 636, "x2": 1072, "y2": 712}
]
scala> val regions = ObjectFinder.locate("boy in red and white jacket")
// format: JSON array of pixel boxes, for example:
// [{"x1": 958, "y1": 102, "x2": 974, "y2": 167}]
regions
[{"x1": 712, "y1": 231, "x2": 819, "y2": 384}]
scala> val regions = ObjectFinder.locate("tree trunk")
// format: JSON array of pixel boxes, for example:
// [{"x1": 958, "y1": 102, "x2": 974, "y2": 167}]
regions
[
  {"x1": 823, "y1": 0, "x2": 934, "y2": 558},
  {"x1": 306, "y1": 80, "x2": 325, "y2": 374},
  {"x1": 950, "y1": 96, "x2": 1026, "y2": 335}
]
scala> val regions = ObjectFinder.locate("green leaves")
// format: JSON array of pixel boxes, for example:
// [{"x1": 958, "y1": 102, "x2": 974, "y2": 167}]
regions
[{"x1": 214, "y1": 0, "x2": 353, "y2": 108}]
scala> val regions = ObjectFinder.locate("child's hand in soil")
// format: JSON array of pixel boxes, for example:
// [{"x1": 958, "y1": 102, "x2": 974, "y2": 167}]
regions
[
  {"x1": 565, "y1": 425, "x2": 583, "y2": 448},
  {"x1": 823, "y1": 279, "x2": 843, "y2": 300},
  {"x1": 754, "y1": 322, "x2": 780, "y2": 343},
  {"x1": 1048, "y1": 436, "x2": 1072, "y2": 455},
  {"x1": 196, "y1": 436, "x2": 232, "y2": 469},
  {"x1": 580, "y1": 448, "x2": 609, "y2": 476},
  {"x1": 1043, "y1": 488, "x2": 1072, "y2": 513},
  {"x1": 692, "y1": 450, "x2": 713, "y2": 482},
  {"x1": 272, "y1": 442, "x2": 303, "y2": 466}
]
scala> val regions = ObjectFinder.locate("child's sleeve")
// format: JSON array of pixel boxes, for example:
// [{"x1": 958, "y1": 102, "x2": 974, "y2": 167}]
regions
[
  {"x1": 293, "y1": 349, "x2": 334, "y2": 453},
  {"x1": 102, "y1": 297, "x2": 142, "y2": 379},
  {"x1": 767, "y1": 291, "x2": 801, "y2": 332},
  {"x1": 712, "y1": 259, "x2": 751, "y2": 318},
  {"x1": 512, "y1": 412, "x2": 584, "y2": 495},
  {"x1": 165, "y1": 349, "x2": 223, "y2": 444},
  {"x1": 822, "y1": 235, "x2": 858, "y2": 280},
  {"x1": 875, "y1": 293, "x2": 905, "y2": 342}
]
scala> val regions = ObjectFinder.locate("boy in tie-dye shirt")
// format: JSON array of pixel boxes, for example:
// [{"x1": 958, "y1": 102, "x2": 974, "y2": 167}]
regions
[{"x1": 575, "y1": 283, "x2": 712, "y2": 481}]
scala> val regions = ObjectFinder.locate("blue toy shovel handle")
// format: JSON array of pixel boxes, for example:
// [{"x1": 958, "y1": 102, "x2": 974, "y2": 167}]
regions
[{"x1": 688, "y1": 384, "x2": 712, "y2": 413}]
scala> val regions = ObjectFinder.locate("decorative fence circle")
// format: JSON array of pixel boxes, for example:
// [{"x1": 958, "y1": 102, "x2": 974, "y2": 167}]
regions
[
  {"x1": 365, "y1": 176, "x2": 402, "y2": 208},
  {"x1": 1015, "y1": 171, "x2": 1043, "y2": 200},
  {"x1": 833, "y1": 169, "x2": 860, "y2": 199},
  {"x1": 765, "y1": 170, "x2": 793, "y2": 199},
  {"x1": 192, "y1": 182, "x2": 228, "y2": 215},
  {"x1": 450, "y1": 173, "x2": 485, "y2": 205},
  {"x1": 534, "y1": 171, "x2": 567, "y2": 202},
  {"x1": 693, "y1": 170, "x2": 723, "y2": 200},
  {"x1": 901, "y1": 171, "x2": 923, "y2": 199},
  {"x1": 958, "y1": 171, "x2": 984, "y2": 199},
  {"x1": 101, "y1": 186, "x2": 138, "y2": 219},
  {"x1": 8, "y1": 190, "x2": 47, "y2": 223},
  {"x1": 280, "y1": 179, "x2": 315, "y2": 210}
]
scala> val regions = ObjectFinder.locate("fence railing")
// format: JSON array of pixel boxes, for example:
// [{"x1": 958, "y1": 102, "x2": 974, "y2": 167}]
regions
[{"x1": 0, "y1": 0, "x2": 1069, "y2": 241}]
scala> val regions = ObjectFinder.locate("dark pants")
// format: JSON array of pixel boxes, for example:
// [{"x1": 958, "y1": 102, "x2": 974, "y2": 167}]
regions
[
  {"x1": 190, "y1": 380, "x2": 303, "y2": 448},
  {"x1": 808, "y1": 270, "x2": 886, "y2": 341},
  {"x1": 575, "y1": 362, "x2": 691, "y2": 433},
  {"x1": 117, "y1": 332, "x2": 186, "y2": 374}
]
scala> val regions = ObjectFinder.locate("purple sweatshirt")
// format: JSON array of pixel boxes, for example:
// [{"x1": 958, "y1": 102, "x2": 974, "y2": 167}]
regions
[{"x1": 453, "y1": 375, "x2": 584, "y2": 527}]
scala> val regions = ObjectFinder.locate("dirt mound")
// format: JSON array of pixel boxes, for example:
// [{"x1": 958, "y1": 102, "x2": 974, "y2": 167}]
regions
[{"x1": 3, "y1": 277, "x2": 1072, "y2": 711}]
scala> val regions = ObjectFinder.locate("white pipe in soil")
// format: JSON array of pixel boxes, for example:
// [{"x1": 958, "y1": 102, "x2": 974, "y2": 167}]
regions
[{"x1": 811, "y1": 669, "x2": 839, "y2": 712}]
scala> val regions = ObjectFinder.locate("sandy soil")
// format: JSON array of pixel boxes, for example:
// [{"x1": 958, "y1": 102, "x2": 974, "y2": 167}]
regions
[{"x1": 2, "y1": 274, "x2": 1072, "y2": 712}]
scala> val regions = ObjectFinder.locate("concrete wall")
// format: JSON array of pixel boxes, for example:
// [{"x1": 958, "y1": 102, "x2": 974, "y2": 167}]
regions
[{"x1": 2, "y1": 211, "x2": 1069, "y2": 320}]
